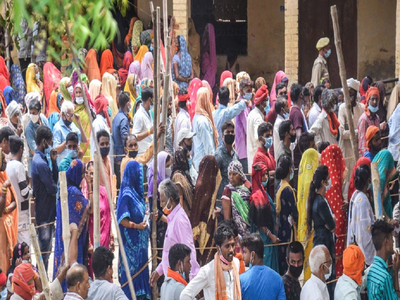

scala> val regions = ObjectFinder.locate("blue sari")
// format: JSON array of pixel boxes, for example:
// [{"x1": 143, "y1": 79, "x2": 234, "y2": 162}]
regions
[
  {"x1": 53, "y1": 159, "x2": 89, "y2": 291},
  {"x1": 117, "y1": 161, "x2": 150, "y2": 300},
  {"x1": 10, "y1": 64, "x2": 26, "y2": 107}
]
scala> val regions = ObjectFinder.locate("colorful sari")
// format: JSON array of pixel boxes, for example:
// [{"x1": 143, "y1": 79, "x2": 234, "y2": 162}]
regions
[
  {"x1": 47, "y1": 91, "x2": 62, "y2": 130},
  {"x1": 348, "y1": 157, "x2": 371, "y2": 202},
  {"x1": 250, "y1": 162, "x2": 278, "y2": 272},
  {"x1": 131, "y1": 20, "x2": 143, "y2": 54},
  {"x1": 321, "y1": 144, "x2": 346, "y2": 277},
  {"x1": 60, "y1": 77, "x2": 71, "y2": 101},
  {"x1": 53, "y1": 159, "x2": 89, "y2": 289},
  {"x1": 172, "y1": 35, "x2": 192, "y2": 90},
  {"x1": 188, "y1": 78, "x2": 203, "y2": 121},
  {"x1": 140, "y1": 52, "x2": 153, "y2": 81},
  {"x1": 101, "y1": 72, "x2": 118, "y2": 125},
  {"x1": 3, "y1": 86, "x2": 16, "y2": 105},
  {"x1": 26, "y1": 64, "x2": 41, "y2": 94},
  {"x1": 297, "y1": 148, "x2": 319, "y2": 281},
  {"x1": 372, "y1": 150, "x2": 397, "y2": 219},
  {"x1": 43, "y1": 62, "x2": 61, "y2": 115},
  {"x1": 191, "y1": 155, "x2": 221, "y2": 266},
  {"x1": 0, "y1": 57, "x2": 10, "y2": 86},
  {"x1": 88, "y1": 79, "x2": 102, "y2": 101},
  {"x1": 200, "y1": 24, "x2": 217, "y2": 89},
  {"x1": 270, "y1": 70, "x2": 287, "y2": 108},
  {"x1": 128, "y1": 61, "x2": 141, "y2": 79},
  {"x1": 134, "y1": 45, "x2": 149, "y2": 64},
  {"x1": 117, "y1": 161, "x2": 150, "y2": 300},
  {"x1": 10, "y1": 65, "x2": 26, "y2": 106},
  {"x1": 100, "y1": 49, "x2": 114, "y2": 78},
  {"x1": 124, "y1": 74, "x2": 139, "y2": 120},
  {"x1": 84, "y1": 49, "x2": 101, "y2": 82}
]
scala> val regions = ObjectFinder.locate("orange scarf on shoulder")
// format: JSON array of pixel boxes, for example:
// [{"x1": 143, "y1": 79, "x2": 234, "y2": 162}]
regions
[
  {"x1": 214, "y1": 252, "x2": 241, "y2": 300},
  {"x1": 324, "y1": 109, "x2": 340, "y2": 136},
  {"x1": 167, "y1": 268, "x2": 187, "y2": 286}
]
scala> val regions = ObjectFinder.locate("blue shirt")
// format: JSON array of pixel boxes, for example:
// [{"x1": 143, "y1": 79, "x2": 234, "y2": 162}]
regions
[
  {"x1": 53, "y1": 118, "x2": 82, "y2": 165},
  {"x1": 112, "y1": 109, "x2": 130, "y2": 162},
  {"x1": 25, "y1": 114, "x2": 49, "y2": 154},
  {"x1": 363, "y1": 150, "x2": 376, "y2": 162},
  {"x1": 367, "y1": 255, "x2": 398, "y2": 300},
  {"x1": 213, "y1": 101, "x2": 247, "y2": 146},
  {"x1": 31, "y1": 150, "x2": 58, "y2": 224},
  {"x1": 240, "y1": 265, "x2": 286, "y2": 300},
  {"x1": 388, "y1": 103, "x2": 400, "y2": 161},
  {"x1": 192, "y1": 114, "x2": 216, "y2": 171}
]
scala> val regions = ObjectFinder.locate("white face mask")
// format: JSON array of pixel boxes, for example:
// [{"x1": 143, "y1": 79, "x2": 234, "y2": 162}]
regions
[
  {"x1": 165, "y1": 166, "x2": 172, "y2": 178},
  {"x1": 324, "y1": 263, "x2": 332, "y2": 280},
  {"x1": 325, "y1": 178, "x2": 332, "y2": 191},
  {"x1": 30, "y1": 114, "x2": 40, "y2": 123},
  {"x1": 75, "y1": 96, "x2": 84, "y2": 105},
  {"x1": 330, "y1": 104, "x2": 337, "y2": 113},
  {"x1": 67, "y1": 86, "x2": 74, "y2": 96}
]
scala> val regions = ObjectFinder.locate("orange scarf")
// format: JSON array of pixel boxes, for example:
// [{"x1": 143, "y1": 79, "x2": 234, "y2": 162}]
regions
[
  {"x1": 166, "y1": 268, "x2": 187, "y2": 286},
  {"x1": 324, "y1": 109, "x2": 340, "y2": 136},
  {"x1": 214, "y1": 252, "x2": 241, "y2": 300}
]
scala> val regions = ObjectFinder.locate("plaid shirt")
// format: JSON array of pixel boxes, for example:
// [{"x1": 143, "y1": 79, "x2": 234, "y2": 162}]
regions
[{"x1": 357, "y1": 112, "x2": 380, "y2": 157}]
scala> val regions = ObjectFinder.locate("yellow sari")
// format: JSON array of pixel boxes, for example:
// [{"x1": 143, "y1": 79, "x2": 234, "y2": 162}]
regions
[
  {"x1": 101, "y1": 73, "x2": 118, "y2": 126},
  {"x1": 297, "y1": 148, "x2": 319, "y2": 281},
  {"x1": 134, "y1": 45, "x2": 149, "y2": 64},
  {"x1": 26, "y1": 63, "x2": 41, "y2": 94},
  {"x1": 124, "y1": 74, "x2": 138, "y2": 119}
]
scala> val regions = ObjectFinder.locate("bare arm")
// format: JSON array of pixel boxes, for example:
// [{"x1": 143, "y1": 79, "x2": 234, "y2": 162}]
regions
[{"x1": 173, "y1": 62, "x2": 189, "y2": 82}]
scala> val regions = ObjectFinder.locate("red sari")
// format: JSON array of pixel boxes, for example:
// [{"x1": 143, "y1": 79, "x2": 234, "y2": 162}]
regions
[{"x1": 321, "y1": 144, "x2": 346, "y2": 277}]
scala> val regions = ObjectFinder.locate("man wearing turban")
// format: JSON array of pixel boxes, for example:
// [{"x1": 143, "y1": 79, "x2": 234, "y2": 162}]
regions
[{"x1": 363, "y1": 125, "x2": 382, "y2": 162}]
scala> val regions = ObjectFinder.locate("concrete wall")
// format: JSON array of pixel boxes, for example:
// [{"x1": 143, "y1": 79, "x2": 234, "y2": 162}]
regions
[
  {"x1": 137, "y1": 0, "x2": 173, "y2": 28},
  {"x1": 215, "y1": 0, "x2": 285, "y2": 86},
  {"x1": 358, "y1": 0, "x2": 396, "y2": 80}
]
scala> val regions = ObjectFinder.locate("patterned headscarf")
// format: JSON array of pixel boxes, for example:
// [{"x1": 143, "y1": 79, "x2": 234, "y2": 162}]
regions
[
  {"x1": 228, "y1": 160, "x2": 246, "y2": 182},
  {"x1": 10, "y1": 64, "x2": 26, "y2": 106},
  {"x1": 131, "y1": 20, "x2": 143, "y2": 52},
  {"x1": 3, "y1": 86, "x2": 17, "y2": 105},
  {"x1": 66, "y1": 159, "x2": 84, "y2": 187},
  {"x1": 177, "y1": 35, "x2": 192, "y2": 79}
]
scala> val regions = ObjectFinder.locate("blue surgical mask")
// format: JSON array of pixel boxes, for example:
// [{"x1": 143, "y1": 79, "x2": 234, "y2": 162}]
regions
[
  {"x1": 290, "y1": 169, "x2": 294, "y2": 181},
  {"x1": 264, "y1": 137, "x2": 273, "y2": 149},
  {"x1": 149, "y1": 46, "x2": 154, "y2": 52},
  {"x1": 283, "y1": 112, "x2": 290, "y2": 119},
  {"x1": 368, "y1": 104, "x2": 379, "y2": 113},
  {"x1": 324, "y1": 49, "x2": 331, "y2": 58},
  {"x1": 108, "y1": 106, "x2": 112, "y2": 117},
  {"x1": 262, "y1": 177, "x2": 268, "y2": 187},
  {"x1": 0, "y1": 288, "x2": 7, "y2": 300},
  {"x1": 66, "y1": 149, "x2": 78, "y2": 159},
  {"x1": 243, "y1": 92, "x2": 252, "y2": 100},
  {"x1": 188, "y1": 158, "x2": 193, "y2": 168},
  {"x1": 45, "y1": 143, "x2": 52, "y2": 157}
]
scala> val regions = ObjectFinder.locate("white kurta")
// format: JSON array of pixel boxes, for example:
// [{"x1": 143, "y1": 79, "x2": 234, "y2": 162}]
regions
[{"x1": 246, "y1": 107, "x2": 264, "y2": 170}]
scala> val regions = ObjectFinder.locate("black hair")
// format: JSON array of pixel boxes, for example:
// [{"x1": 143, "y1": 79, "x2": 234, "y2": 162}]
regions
[
  {"x1": 118, "y1": 92, "x2": 131, "y2": 109},
  {"x1": 9, "y1": 135, "x2": 24, "y2": 155},
  {"x1": 371, "y1": 219, "x2": 394, "y2": 251},
  {"x1": 141, "y1": 87, "x2": 153, "y2": 102},
  {"x1": 299, "y1": 132, "x2": 315, "y2": 153},
  {"x1": 355, "y1": 164, "x2": 371, "y2": 191},
  {"x1": 275, "y1": 82, "x2": 286, "y2": 94},
  {"x1": 306, "y1": 165, "x2": 329, "y2": 235},
  {"x1": 240, "y1": 233, "x2": 264, "y2": 259},
  {"x1": 124, "y1": 133, "x2": 137, "y2": 147},
  {"x1": 66, "y1": 132, "x2": 79, "y2": 145},
  {"x1": 29, "y1": 99, "x2": 41, "y2": 111},
  {"x1": 35, "y1": 125, "x2": 52, "y2": 145},
  {"x1": 275, "y1": 155, "x2": 292, "y2": 180},
  {"x1": 178, "y1": 101, "x2": 187, "y2": 109},
  {"x1": 278, "y1": 120, "x2": 292, "y2": 141},
  {"x1": 0, "y1": 127, "x2": 15, "y2": 144},
  {"x1": 218, "y1": 86, "x2": 230, "y2": 106},
  {"x1": 214, "y1": 224, "x2": 235, "y2": 247},
  {"x1": 239, "y1": 78, "x2": 252, "y2": 90},
  {"x1": 168, "y1": 243, "x2": 191, "y2": 270},
  {"x1": 92, "y1": 246, "x2": 114, "y2": 278},
  {"x1": 257, "y1": 122, "x2": 273, "y2": 139},
  {"x1": 313, "y1": 85, "x2": 325, "y2": 104},
  {"x1": 218, "y1": 220, "x2": 239, "y2": 237},
  {"x1": 178, "y1": 88, "x2": 188, "y2": 95},
  {"x1": 66, "y1": 264, "x2": 88, "y2": 289},
  {"x1": 221, "y1": 120, "x2": 234, "y2": 134},
  {"x1": 290, "y1": 83, "x2": 302, "y2": 103},
  {"x1": 8, "y1": 242, "x2": 29, "y2": 274},
  {"x1": 286, "y1": 241, "x2": 304, "y2": 258},
  {"x1": 275, "y1": 97, "x2": 287, "y2": 115},
  {"x1": 96, "y1": 129, "x2": 110, "y2": 143},
  {"x1": 318, "y1": 141, "x2": 330, "y2": 154},
  {"x1": 302, "y1": 86, "x2": 310, "y2": 97}
]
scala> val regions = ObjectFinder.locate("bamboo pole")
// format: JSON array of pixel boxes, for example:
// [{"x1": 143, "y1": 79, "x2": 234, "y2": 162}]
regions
[
  {"x1": 93, "y1": 151, "x2": 100, "y2": 249},
  {"x1": 29, "y1": 224, "x2": 51, "y2": 300},
  {"x1": 59, "y1": 171, "x2": 70, "y2": 266},
  {"x1": 330, "y1": 5, "x2": 359, "y2": 162},
  {"x1": 151, "y1": 8, "x2": 161, "y2": 300},
  {"x1": 371, "y1": 162, "x2": 383, "y2": 218},
  {"x1": 64, "y1": 26, "x2": 137, "y2": 300}
]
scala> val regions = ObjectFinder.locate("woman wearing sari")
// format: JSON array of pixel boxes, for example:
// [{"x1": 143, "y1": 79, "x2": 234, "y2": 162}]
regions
[
  {"x1": 0, "y1": 57, "x2": 10, "y2": 86},
  {"x1": 60, "y1": 77, "x2": 72, "y2": 102},
  {"x1": 200, "y1": 24, "x2": 217, "y2": 89},
  {"x1": 84, "y1": 49, "x2": 101, "y2": 82},
  {"x1": 118, "y1": 51, "x2": 133, "y2": 88},
  {"x1": 47, "y1": 91, "x2": 63, "y2": 131},
  {"x1": 134, "y1": 45, "x2": 149, "y2": 64},
  {"x1": 128, "y1": 61, "x2": 141, "y2": 79},
  {"x1": 250, "y1": 162, "x2": 279, "y2": 272},
  {"x1": 131, "y1": 20, "x2": 144, "y2": 55},
  {"x1": 297, "y1": 148, "x2": 319, "y2": 281},
  {"x1": 88, "y1": 79, "x2": 102, "y2": 101},
  {"x1": 172, "y1": 35, "x2": 193, "y2": 90},
  {"x1": 347, "y1": 157, "x2": 371, "y2": 202},
  {"x1": 53, "y1": 159, "x2": 90, "y2": 289},
  {"x1": 124, "y1": 74, "x2": 139, "y2": 120},
  {"x1": 117, "y1": 161, "x2": 150, "y2": 300},
  {"x1": 100, "y1": 49, "x2": 114, "y2": 78},
  {"x1": 270, "y1": 70, "x2": 287, "y2": 108},
  {"x1": 101, "y1": 72, "x2": 118, "y2": 125},
  {"x1": 43, "y1": 62, "x2": 61, "y2": 115},
  {"x1": 171, "y1": 147, "x2": 195, "y2": 217},
  {"x1": 10, "y1": 65, "x2": 26, "y2": 106},
  {"x1": 372, "y1": 149, "x2": 397, "y2": 219},
  {"x1": 3, "y1": 86, "x2": 17, "y2": 105},
  {"x1": 191, "y1": 155, "x2": 221, "y2": 266},
  {"x1": 187, "y1": 78, "x2": 203, "y2": 120},
  {"x1": 26, "y1": 64, "x2": 42, "y2": 96},
  {"x1": 321, "y1": 144, "x2": 346, "y2": 277},
  {"x1": 141, "y1": 52, "x2": 153, "y2": 81},
  {"x1": 221, "y1": 160, "x2": 251, "y2": 237}
]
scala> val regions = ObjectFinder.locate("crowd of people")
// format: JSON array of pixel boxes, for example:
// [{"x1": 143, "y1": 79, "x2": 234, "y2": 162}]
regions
[{"x1": 0, "y1": 14, "x2": 400, "y2": 300}]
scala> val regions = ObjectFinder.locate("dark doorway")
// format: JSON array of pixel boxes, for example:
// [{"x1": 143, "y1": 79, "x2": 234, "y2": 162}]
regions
[{"x1": 298, "y1": 0, "x2": 357, "y2": 87}]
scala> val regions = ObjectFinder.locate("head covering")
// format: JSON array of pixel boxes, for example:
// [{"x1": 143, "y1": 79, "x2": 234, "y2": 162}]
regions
[
  {"x1": 3, "y1": 86, "x2": 17, "y2": 105},
  {"x1": 24, "y1": 92, "x2": 41, "y2": 111},
  {"x1": 174, "y1": 35, "x2": 192, "y2": 82},
  {"x1": 60, "y1": 77, "x2": 72, "y2": 101},
  {"x1": 66, "y1": 159, "x2": 84, "y2": 187},
  {"x1": 12, "y1": 263, "x2": 36, "y2": 300},
  {"x1": 202, "y1": 80, "x2": 213, "y2": 106},
  {"x1": 26, "y1": 64, "x2": 40, "y2": 94},
  {"x1": 366, "y1": 126, "x2": 379, "y2": 151},
  {"x1": 0, "y1": 75, "x2": 7, "y2": 92},
  {"x1": 360, "y1": 76, "x2": 373, "y2": 97},
  {"x1": 131, "y1": 20, "x2": 144, "y2": 52},
  {"x1": 43, "y1": 62, "x2": 61, "y2": 110},
  {"x1": 188, "y1": 78, "x2": 203, "y2": 120},
  {"x1": 195, "y1": 87, "x2": 218, "y2": 147},
  {"x1": 125, "y1": 17, "x2": 138, "y2": 47},
  {"x1": 101, "y1": 72, "x2": 118, "y2": 118},
  {"x1": 73, "y1": 82, "x2": 93, "y2": 106},
  {"x1": 343, "y1": 245, "x2": 365, "y2": 285},
  {"x1": 219, "y1": 71, "x2": 233, "y2": 88},
  {"x1": 94, "y1": 94, "x2": 111, "y2": 127},
  {"x1": 128, "y1": 61, "x2": 141, "y2": 79},
  {"x1": 373, "y1": 81, "x2": 387, "y2": 122},
  {"x1": 122, "y1": 51, "x2": 134, "y2": 71},
  {"x1": 228, "y1": 160, "x2": 246, "y2": 182},
  {"x1": 140, "y1": 30, "x2": 153, "y2": 49},
  {"x1": 141, "y1": 52, "x2": 154, "y2": 81},
  {"x1": 222, "y1": 78, "x2": 236, "y2": 104},
  {"x1": 348, "y1": 157, "x2": 371, "y2": 201},
  {"x1": 79, "y1": 72, "x2": 89, "y2": 87},
  {"x1": 365, "y1": 87, "x2": 380, "y2": 117},
  {"x1": 88, "y1": 79, "x2": 102, "y2": 101},
  {"x1": 10, "y1": 64, "x2": 26, "y2": 106},
  {"x1": 347, "y1": 78, "x2": 360, "y2": 92},
  {"x1": 235, "y1": 71, "x2": 250, "y2": 92},
  {"x1": 316, "y1": 37, "x2": 330, "y2": 50},
  {"x1": 201, "y1": 24, "x2": 217, "y2": 89},
  {"x1": 5, "y1": 100, "x2": 21, "y2": 119},
  {"x1": 118, "y1": 68, "x2": 128, "y2": 87},
  {"x1": 0, "y1": 57, "x2": 10, "y2": 85},
  {"x1": 47, "y1": 90, "x2": 61, "y2": 116},
  {"x1": 270, "y1": 70, "x2": 287, "y2": 106},
  {"x1": 147, "y1": 151, "x2": 170, "y2": 198},
  {"x1": 254, "y1": 84, "x2": 269, "y2": 106},
  {"x1": 134, "y1": 45, "x2": 149, "y2": 64},
  {"x1": 177, "y1": 128, "x2": 196, "y2": 144},
  {"x1": 100, "y1": 49, "x2": 114, "y2": 78},
  {"x1": 84, "y1": 49, "x2": 101, "y2": 82}
]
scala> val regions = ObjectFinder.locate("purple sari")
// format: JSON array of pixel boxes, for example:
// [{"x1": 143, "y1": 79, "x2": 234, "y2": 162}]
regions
[{"x1": 201, "y1": 24, "x2": 217, "y2": 89}]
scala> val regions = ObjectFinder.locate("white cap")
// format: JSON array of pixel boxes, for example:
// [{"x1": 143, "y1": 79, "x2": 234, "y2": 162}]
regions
[{"x1": 177, "y1": 128, "x2": 196, "y2": 144}]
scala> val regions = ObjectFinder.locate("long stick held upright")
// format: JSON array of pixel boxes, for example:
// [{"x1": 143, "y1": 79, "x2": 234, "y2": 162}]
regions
[
  {"x1": 330, "y1": 5, "x2": 359, "y2": 162},
  {"x1": 59, "y1": 171, "x2": 70, "y2": 265},
  {"x1": 93, "y1": 151, "x2": 101, "y2": 249}
]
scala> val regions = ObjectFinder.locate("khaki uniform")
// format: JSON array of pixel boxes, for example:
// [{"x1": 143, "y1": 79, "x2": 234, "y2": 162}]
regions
[{"x1": 311, "y1": 54, "x2": 329, "y2": 87}]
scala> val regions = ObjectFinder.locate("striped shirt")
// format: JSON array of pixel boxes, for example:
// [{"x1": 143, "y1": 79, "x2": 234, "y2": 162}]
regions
[{"x1": 367, "y1": 256, "x2": 398, "y2": 300}]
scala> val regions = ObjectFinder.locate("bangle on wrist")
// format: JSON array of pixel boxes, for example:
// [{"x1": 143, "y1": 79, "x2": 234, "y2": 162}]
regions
[
  {"x1": 130, "y1": 222, "x2": 136, "y2": 229},
  {"x1": 147, "y1": 129, "x2": 151, "y2": 136},
  {"x1": 2, "y1": 187, "x2": 7, "y2": 192},
  {"x1": 266, "y1": 229, "x2": 271, "y2": 236},
  {"x1": 3, "y1": 207, "x2": 9, "y2": 214}
]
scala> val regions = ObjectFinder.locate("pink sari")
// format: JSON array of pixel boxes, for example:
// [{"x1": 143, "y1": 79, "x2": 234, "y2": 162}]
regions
[
  {"x1": 188, "y1": 78, "x2": 203, "y2": 120},
  {"x1": 201, "y1": 24, "x2": 217, "y2": 89},
  {"x1": 43, "y1": 62, "x2": 61, "y2": 116},
  {"x1": 270, "y1": 70, "x2": 287, "y2": 108}
]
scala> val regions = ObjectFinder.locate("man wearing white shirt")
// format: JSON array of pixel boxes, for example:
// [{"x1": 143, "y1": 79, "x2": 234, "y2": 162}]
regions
[
  {"x1": 308, "y1": 85, "x2": 325, "y2": 128},
  {"x1": 174, "y1": 88, "x2": 192, "y2": 152},
  {"x1": 91, "y1": 94, "x2": 111, "y2": 159},
  {"x1": 273, "y1": 96, "x2": 289, "y2": 159},
  {"x1": 300, "y1": 245, "x2": 332, "y2": 300}
]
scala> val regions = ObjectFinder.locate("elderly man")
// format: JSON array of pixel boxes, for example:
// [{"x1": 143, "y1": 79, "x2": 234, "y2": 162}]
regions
[
  {"x1": 150, "y1": 180, "x2": 199, "y2": 286},
  {"x1": 65, "y1": 264, "x2": 91, "y2": 300},
  {"x1": 300, "y1": 245, "x2": 332, "y2": 300},
  {"x1": 309, "y1": 89, "x2": 339, "y2": 147},
  {"x1": 311, "y1": 37, "x2": 330, "y2": 87}
]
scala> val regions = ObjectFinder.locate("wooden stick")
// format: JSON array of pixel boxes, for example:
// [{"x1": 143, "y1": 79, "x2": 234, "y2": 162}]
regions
[
  {"x1": 330, "y1": 5, "x2": 359, "y2": 161},
  {"x1": 59, "y1": 171, "x2": 70, "y2": 266},
  {"x1": 64, "y1": 26, "x2": 137, "y2": 300},
  {"x1": 29, "y1": 224, "x2": 51, "y2": 300},
  {"x1": 93, "y1": 151, "x2": 100, "y2": 249},
  {"x1": 371, "y1": 162, "x2": 383, "y2": 218}
]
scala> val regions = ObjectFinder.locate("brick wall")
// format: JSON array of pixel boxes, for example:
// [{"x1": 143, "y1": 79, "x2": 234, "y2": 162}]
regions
[
  {"x1": 397, "y1": 0, "x2": 400, "y2": 78},
  {"x1": 284, "y1": 0, "x2": 299, "y2": 83},
  {"x1": 173, "y1": 0, "x2": 189, "y2": 41}
]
